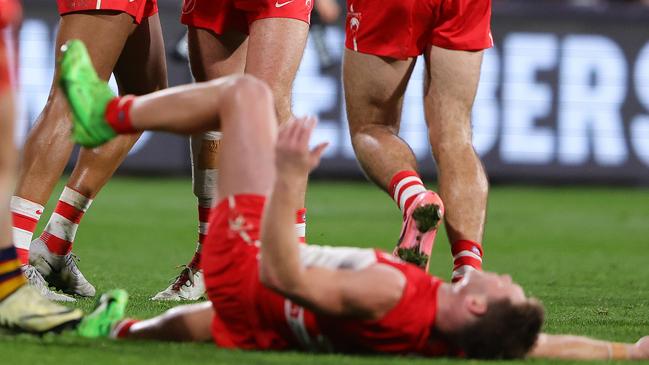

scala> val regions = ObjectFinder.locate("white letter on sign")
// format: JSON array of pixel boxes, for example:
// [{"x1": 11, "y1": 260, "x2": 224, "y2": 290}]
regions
[
  {"x1": 631, "y1": 41, "x2": 649, "y2": 167},
  {"x1": 501, "y1": 33, "x2": 557, "y2": 164},
  {"x1": 558, "y1": 35, "x2": 627, "y2": 166}
]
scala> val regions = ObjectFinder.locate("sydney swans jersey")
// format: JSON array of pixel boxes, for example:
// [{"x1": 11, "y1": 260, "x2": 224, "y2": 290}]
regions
[{"x1": 204, "y1": 195, "x2": 454, "y2": 355}]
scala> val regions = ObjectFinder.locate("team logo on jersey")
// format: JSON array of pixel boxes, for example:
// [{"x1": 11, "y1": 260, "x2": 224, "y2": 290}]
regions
[
  {"x1": 182, "y1": 0, "x2": 196, "y2": 14},
  {"x1": 347, "y1": 4, "x2": 361, "y2": 51}
]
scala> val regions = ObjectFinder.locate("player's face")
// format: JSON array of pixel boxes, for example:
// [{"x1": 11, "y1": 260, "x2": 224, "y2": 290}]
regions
[{"x1": 457, "y1": 270, "x2": 527, "y2": 304}]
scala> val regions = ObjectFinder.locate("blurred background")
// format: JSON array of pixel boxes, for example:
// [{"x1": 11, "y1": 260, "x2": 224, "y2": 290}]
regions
[{"x1": 14, "y1": 0, "x2": 649, "y2": 184}]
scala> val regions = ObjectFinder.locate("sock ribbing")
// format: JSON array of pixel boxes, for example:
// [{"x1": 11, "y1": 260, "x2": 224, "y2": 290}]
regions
[
  {"x1": 40, "y1": 187, "x2": 92, "y2": 255},
  {"x1": 10, "y1": 196, "x2": 44, "y2": 264},
  {"x1": 451, "y1": 240, "x2": 483, "y2": 282},
  {"x1": 388, "y1": 170, "x2": 427, "y2": 215}
]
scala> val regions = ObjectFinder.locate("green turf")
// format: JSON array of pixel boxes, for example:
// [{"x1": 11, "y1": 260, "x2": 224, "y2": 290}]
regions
[{"x1": 3, "y1": 178, "x2": 649, "y2": 365}]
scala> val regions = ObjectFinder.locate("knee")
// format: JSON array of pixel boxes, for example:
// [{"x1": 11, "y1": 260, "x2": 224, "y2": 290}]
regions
[
  {"x1": 350, "y1": 124, "x2": 398, "y2": 152},
  {"x1": 223, "y1": 75, "x2": 273, "y2": 108},
  {"x1": 428, "y1": 123, "x2": 474, "y2": 158}
]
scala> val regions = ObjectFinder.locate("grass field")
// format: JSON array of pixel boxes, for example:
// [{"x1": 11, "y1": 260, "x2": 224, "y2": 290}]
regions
[{"x1": 3, "y1": 177, "x2": 649, "y2": 364}]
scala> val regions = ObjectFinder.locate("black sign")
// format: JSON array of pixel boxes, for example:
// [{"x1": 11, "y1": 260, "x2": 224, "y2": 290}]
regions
[{"x1": 16, "y1": 1, "x2": 649, "y2": 183}]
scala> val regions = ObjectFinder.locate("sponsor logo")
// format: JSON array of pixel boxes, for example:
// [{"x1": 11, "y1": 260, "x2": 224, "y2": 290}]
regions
[{"x1": 275, "y1": 0, "x2": 294, "y2": 8}]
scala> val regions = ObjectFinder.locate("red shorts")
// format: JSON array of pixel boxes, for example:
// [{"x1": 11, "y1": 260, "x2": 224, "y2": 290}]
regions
[
  {"x1": 181, "y1": 0, "x2": 313, "y2": 35},
  {"x1": 203, "y1": 195, "x2": 290, "y2": 350},
  {"x1": 345, "y1": 0, "x2": 493, "y2": 60},
  {"x1": 0, "y1": 0, "x2": 19, "y2": 91},
  {"x1": 0, "y1": 33, "x2": 9, "y2": 91},
  {"x1": 57, "y1": 0, "x2": 158, "y2": 24},
  {"x1": 0, "y1": 0, "x2": 21, "y2": 29}
]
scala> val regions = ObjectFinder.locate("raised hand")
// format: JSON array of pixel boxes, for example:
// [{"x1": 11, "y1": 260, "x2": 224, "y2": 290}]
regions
[{"x1": 275, "y1": 116, "x2": 328, "y2": 179}]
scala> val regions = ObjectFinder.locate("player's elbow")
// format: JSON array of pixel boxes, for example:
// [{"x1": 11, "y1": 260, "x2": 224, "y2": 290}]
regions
[
  {"x1": 258, "y1": 261, "x2": 284, "y2": 291},
  {"x1": 258, "y1": 261, "x2": 303, "y2": 296},
  {"x1": 258, "y1": 262, "x2": 276, "y2": 288}
]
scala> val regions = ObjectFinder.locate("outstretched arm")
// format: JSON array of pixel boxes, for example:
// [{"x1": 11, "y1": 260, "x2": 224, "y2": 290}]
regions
[
  {"x1": 259, "y1": 117, "x2": 404, "y2": 319},
  {"x1": 530, "y1": 333, "x2": 649, "y2": 360}
]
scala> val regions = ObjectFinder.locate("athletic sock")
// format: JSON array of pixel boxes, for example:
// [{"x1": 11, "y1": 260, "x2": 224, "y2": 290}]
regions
[
  {"x1": 295, "y1": 208, "x2": 307, "y2": 244},
  {"x1": 0, "y1": 246, "x2": 27, "y2": 301},
  {"x1": 10, "y1": 196, "x2": 44, "y2": 264},
  {"x1": 110, "y1": 319, "x2": 140, "y2": 339},
  {"x1": 190, "y1": 132, "x2": 221, "y2": 271},
  {"x1": 189, "y1": 201, "x2": 213, "y2": 271},
  {"x1": 39, "y1": 187, "x2": 92, "y2": 256},
  {"x1": 388, "y1": 170, "x2": 427, "y2": 216},
  {"x1": 105, "y1": 95, "x2": 136, "y2": 134},
  {"x1": 451, "y1": 240, "x2": 483, "y2": 282}
]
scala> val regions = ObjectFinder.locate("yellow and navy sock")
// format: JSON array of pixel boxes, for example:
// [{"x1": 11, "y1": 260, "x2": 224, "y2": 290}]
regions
[{"x1": 0, "y1": 246, "x2": 26, "y2": 301}]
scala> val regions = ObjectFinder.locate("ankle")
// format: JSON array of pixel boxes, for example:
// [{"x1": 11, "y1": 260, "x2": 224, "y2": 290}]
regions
[
  {"x1": 105, "y1": 96, "x2": 137, "y2": 133},
  {"x1": 451, "y1": 240, "x2": 483, "y2": 282}
]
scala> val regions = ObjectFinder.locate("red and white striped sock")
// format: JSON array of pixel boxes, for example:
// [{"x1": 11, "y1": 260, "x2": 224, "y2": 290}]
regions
[
  {"x1": 110, "y1": 319, "x2": 140, "y2": 339},
  {"x1": 451, "y1": 240, "x2": 483, "y2": 283},
  {"x1": 10, "y1": 196, "x2": 44, "y2": 264},
  {"x1": 189, "y1": 202, "x2": 213, "y2": 271},
  {"x1": 296, "y1": 208, "x2": 307, "y2": 244},
  {"x1": 39, "y1": 187, "x2": 93, "y2": 256},
  {"x1": 388, "y1": 170, "x2": 428, "y2": 216}
]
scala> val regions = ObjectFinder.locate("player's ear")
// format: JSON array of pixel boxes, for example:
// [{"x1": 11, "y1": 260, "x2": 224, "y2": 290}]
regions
[{"x1": 464, "y1": 294, "x2": 488, "y2": 317}]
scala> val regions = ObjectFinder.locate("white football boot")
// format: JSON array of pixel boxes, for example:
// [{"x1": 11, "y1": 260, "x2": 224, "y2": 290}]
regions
[
  {"x1": 22, "y1": 265, "x2": 76, "y2": 302},
  {"x1": 0, "y1": 284, "x2": 82, "y2": 333},
  {"x1": 30, "y1": 238, "x2": 96, "y2": 297},
  {"x1": 151, "y1": 266, "x2": 205, "y2": 301}
]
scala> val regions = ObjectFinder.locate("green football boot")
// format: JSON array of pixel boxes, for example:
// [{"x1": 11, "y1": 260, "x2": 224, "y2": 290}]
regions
[
  {"x1": 77, "y1": 289, "x2": 128, "y2": 338},
  {"x1": 58, "y1": 39, "x2": 117, "y2": 148}
]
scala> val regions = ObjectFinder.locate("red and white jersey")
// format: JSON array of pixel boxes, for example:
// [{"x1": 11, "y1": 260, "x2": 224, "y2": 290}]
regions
[
  {"x1": 205, "y1": 195, "x2": 457, "y2": 356},
  {"x1": 252, "y1": 246, "x2": 453, "y2": 355},
  {"x1": 0, "y1": 0, "x2": 20, "y2": 29},
  {"x1": 0, "y1": 0, "x2": 20, "y2": 91}
]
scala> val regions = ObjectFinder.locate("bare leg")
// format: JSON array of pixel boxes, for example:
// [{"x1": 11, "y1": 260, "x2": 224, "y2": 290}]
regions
[
  {"x1": 245, "y1": 18, "x2": 308, "y2": 124},
  {"x1": 66, "y1": 14, "x2": 168, "y2": 198},
  {"x1": 148, "y1": 27, "x2": 247, "y2": 301},
  {"x1": 0, "y1": 85, "x2": 16, "y2": 250},
  {"x1": 15, "y1": 13, "x2": 168, "y2": 298},
  {"x1": 245, "y1": 18, "x2": 309, "y2": 203},
  {"x1": 14, "y1": 12, "x2": 139, "y2": 204},
  {"x1": 127, "y1": 302, "x2": 214, "y2": 341},
  {"x1": 187, "y1": 27, "x2": 247, "y2": 181},
  {"x1": 423, "y1": 46, "x2": 487, "y2": 244},
  {"x1": 343, "y1": 50, "x2": 417, "y2": 191},
  {"x1": 187, "y1": 20, "x2": 309, "y2": 204},
  {"x1": 126, "y1": 76, "x2": 277, "y2": 197}
]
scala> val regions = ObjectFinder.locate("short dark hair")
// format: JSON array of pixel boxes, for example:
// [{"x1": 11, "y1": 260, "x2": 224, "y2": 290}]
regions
[{"x1": 453, "y1": 298, "x2": 544, "y2": 359}]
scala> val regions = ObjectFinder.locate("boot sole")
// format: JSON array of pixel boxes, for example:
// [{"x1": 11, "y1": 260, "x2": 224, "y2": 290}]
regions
[{"x1": 395, "y1": 203, "x2": 443, "y2": 269}]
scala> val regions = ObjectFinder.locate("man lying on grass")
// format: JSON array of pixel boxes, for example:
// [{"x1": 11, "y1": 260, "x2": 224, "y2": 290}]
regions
[{"x1": 60, "y1": 40, "x2": 649, "y2": 360}]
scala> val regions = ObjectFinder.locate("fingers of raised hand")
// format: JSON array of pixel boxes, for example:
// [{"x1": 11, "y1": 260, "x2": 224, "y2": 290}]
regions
[
  {"x1": 294, "y1": 116, "x2": 317, "y2": 149},
  {"x1": 309, "y1": 142, "x2": 329, "y2": 170}
]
